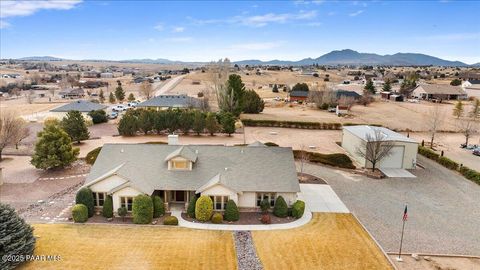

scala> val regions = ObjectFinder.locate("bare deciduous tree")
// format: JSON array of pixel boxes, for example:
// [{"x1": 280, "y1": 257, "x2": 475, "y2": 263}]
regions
[
  {"x1": 338, "y1": 95, "x2": 356, "y2": 110},
  {"x1": 0, "y1": 111, "x2": 29, "y2": 161},
  {"x1": 208, "y1": 58, "x2": 231, "y2": 111},
  {"x1": 356, "y1": 128, "x2": 395, "y2": 172},
  {"x1": 425, "y1": 105, "x2": 444, "y2": 149},
  {"x1": 458, "y1": 119, "x2": 478, "y2": 146},
  {"x1": 139, "y1": 81, "x2": 154, "y2": 99}
]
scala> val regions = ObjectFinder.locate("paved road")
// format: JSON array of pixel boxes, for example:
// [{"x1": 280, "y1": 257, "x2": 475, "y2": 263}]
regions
[
  {"x1": 154, "y1": 74, "x2": 188, "y2": 96},
  {"x1": 302, "y1": 156, "x2": 480, "y2": 256}
]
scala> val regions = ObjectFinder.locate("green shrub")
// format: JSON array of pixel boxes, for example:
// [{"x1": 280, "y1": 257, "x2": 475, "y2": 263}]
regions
[
  {"x1": 260, "y1": 198, "x2": 270, "y2": 213},
  {"x1": 72, "y1": 204, "x2": 88, "y2": 223},
  {"x1": 418, "y1": 146, "x2": 440, "y2": 160},
  {"x1": 117, "y1": 207, "x2": 127, "y2": 221},
  {"x1": 86, "y1": 147, "x2": 102, "y2": 165},
  {"x1": 187, "y1": 196, "x2": 198, "y2": 218},
  {"x1": 273, "y1": 196, "x2": 288, "y2": 218},
  {"x1": 152, "y1": 196, "x2": 165, "y2": 218},
  {"x1": 211, "y1": 213, "x2": 223, "y2": 224},
  {"x1": 264, "y1": 142, "x2": 279, "y2": 147},
  {"x1": 437, "y1": 156, "x2": 459, "y2": 170},
  {"x1": 291, "y1": 200, "x2": 305, "y2": 219},
  {"x1": 75, "y1": 187, "x2": 95, "y2": 217},
  {"x1": 163, "y1": 216, "x2": 179, "y2": 226},
  {"x1": 292, "y1": 150, "x2": 355, "y2": 169},
  {"x1": 88, "y1": 110, "x2": 108, "y2": 124},
  {"x1": 224, "y1": 200, "x2": 239, "y2": 221},
  {"x1": 459, "y1": 166, "x2": 480, "y2": 185},
  {"x1": 132, "y1": 194, "x2": 153, "y2": 224},
  {"x1": 102, "y1": 195, "x2": 113, "y2": 218},
  {"x1": 241, "y1": 119, "x2": 343, "y2": 130},
  {"x1": 195, "y1": 196, "x2": 213, "y2": 222}
]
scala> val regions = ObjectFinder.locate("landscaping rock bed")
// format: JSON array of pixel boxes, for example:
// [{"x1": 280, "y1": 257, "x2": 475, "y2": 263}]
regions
[
  {"x1": 181, "y1": 212, "x2": 295, "y2": 225},
  {"x1": 234, "y1": 231, "x2": 263, "y2": 270}
]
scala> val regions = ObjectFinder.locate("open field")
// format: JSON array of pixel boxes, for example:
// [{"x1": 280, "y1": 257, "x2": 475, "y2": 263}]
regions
[
  {"x1": 252, "y1": 213, "x2": 393, "y2": 270},
  {"x1": 20, "y1": 224, "x2": 237, "y2": 270}
]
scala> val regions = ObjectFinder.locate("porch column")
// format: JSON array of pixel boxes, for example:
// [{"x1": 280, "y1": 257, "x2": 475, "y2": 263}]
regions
[
  {"x1": 164, "y1": 190, "x2": 169, "y2": 212},
  {"x1": 185, "y1": 191, "x2": 190, "y2": 209}
]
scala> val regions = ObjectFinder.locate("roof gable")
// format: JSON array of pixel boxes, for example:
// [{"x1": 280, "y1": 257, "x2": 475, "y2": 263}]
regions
[
  {"x1": 50, "y1": 100, "x2": 107, "y2": 112},
  {"x1": 164, "y1": 146, "x2": 198, "y2": 162}
]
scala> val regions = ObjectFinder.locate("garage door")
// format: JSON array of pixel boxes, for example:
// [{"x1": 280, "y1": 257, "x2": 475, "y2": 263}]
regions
[{"x1": 378, "y1": 146, "x2": 404, "y2": 168}]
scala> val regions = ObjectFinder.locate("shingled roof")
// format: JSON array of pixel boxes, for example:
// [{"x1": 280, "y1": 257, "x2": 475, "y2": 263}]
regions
[
  {"x1": 85, "y1": 144, "x2": 300, "y2": 194},
  {"x1": 136, "y1": 94, "x2": 201, "y2": 108},
  {"x1": 415, "y1": 84, "x2": 466, "y2": 95},
  {"x1": 50, "y1": 100, "x2": 107, "y2": 112}
]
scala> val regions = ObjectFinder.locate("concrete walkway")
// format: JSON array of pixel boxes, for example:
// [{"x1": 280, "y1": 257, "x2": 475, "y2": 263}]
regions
[
  {"x1": 299, "y1": 184, "x2": 350, "y2": 213},
  {"x1": 171, "y1": 210, "x2": 312, "y2": 231}
]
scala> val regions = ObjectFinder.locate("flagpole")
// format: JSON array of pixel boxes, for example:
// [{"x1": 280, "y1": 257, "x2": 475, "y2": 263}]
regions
[{"x1": 396, "y1": 204, "x2": 407, "y2": 262}]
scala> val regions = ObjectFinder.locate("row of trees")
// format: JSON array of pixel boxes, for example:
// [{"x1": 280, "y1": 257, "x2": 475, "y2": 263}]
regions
[
  {"x1": 0, "y1": 111, "x2": 29, "y2": 161},
  {"x1": 118, "y1": 109, "x2": 236, "y2": 136}
]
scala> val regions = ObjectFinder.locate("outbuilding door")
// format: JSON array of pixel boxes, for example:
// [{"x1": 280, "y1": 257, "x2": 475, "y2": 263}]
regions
[{"x1": 378, "y1": 146, "x2": 404, "y2": 168}]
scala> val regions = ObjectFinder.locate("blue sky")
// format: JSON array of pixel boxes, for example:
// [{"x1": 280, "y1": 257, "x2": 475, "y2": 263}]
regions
[{"x1": 1, "y1": 0, "x2": 479, "y2": 63}]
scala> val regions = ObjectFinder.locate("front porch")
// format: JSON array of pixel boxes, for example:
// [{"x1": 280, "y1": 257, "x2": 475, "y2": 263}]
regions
[{"x1": 152, "y1": 190, "x2": 196, "y2": 212}]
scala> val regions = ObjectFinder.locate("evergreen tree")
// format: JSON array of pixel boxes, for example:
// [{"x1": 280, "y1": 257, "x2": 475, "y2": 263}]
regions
[
  {"x1": 138, "y1": 109, "x2": 155, "y2": 135},
  {"x1": 76, "y1": 187, "x2": 95, "y2": 217},
  {"x1": 453, "y1": 100, "x2": 464, "y2": 118},
  {"x1": 31, "y1": 121, "x2": 79, "y2": 170},
  {"x1": 102, "y1": 195, "x2": 113, "y2": 218},
  {"x1": 115, "y1": 81, "x2": 125, "y2": 102},
  {"x1": 0, "y1": 203, "x2": 36, "y2": 270},
  {"x1": 225, "y1": 74, "x2": 246, "y2": 115},
  {"x1": 61, "y1": 110, "x2": 90, "y2": 143},
  {"x1": 272, "y1": 84, "x2": 279, "y2": 93},
  {"x1": 205, "y1": 112, "x2": 219, "y2": 136},
  {"x1": 450, "y1": 79, "x2": 462, "y2": 86},
  {"x1": 118, "y1": 111, "x2": 139, "y2": 136},
  {"x1": 470, "y1": 99, "x2": 480, "y2": 119},
  {"x1": 364, "y1": 79, "x2": 376, "y2": 94},
  {"x1": 242, "y1": 90, "x2": 264, "y2": 113},
  {"x1": 187, "y1": 195, "x2": 198, "y2": 218},
  {"x1": 127, "y1": 93, "x2": 135, "y2": 101},
  {"x1": 99, "y1": 89, "x2": 105, "y2": 103},
  {"x1": 382, "y1": 80, "x2": 392, "y2": 92},
  {"x1": 220, "y1": 112, "x2": 236, "y2": 136},
  {"x1": 192, "y1": 110, "x2": 206, "y2": 135},
  {"x1": 109, "y1": 92, "x2": 116, "y2": 103},
  {"x1": 179, "y1": 110, "x2": 194, "y2": 134},
  {"x1": 292, "y1": 83, "x2": 309, "y2": 92}
]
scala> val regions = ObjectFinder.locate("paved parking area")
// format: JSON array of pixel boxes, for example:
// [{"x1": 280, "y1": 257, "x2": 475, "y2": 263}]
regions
[
  {"x1": 299, "y1": 184, "x2": 349, "y2": 213},
  {"x1": 302, "y1": 156, "x2": 480, "y2": 256}
]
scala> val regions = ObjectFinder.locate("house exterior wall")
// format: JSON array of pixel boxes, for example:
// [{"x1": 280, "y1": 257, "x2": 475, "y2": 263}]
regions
[
  {"x1": 289, "y1": 96, "x2": 307, "y2": 102},
  {"x1": 48, "y1": 111, "x2": 92, "y2": 121},
  {"x1": 238, "y1": 192, "x2": 256, "y2": 208},
  {"x1": 342, "y1": 129, "x2": 367, "y2": 167},
  {"x1": 112, "y1": 186, "x2": 143, "y2": 215},
  {"x1": 278, "y1": 192, "x2": 297, "y2": 206},
  {"x1": 200, "y1": 184, "x2": 238, "y2": 204}
]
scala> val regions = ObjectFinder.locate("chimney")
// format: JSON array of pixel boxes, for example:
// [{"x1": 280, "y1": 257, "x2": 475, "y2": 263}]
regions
[{"x1": 168, "y1": 134, "x2": 179, "y2": 145}]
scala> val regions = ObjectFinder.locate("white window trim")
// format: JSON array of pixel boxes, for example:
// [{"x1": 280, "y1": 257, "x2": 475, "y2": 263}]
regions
[
  {"x1": 120, "y1": 196, "x2": 134, "y2": 212},
  {"x1": 256, "y1": 193, "x2": 276, "y2": 207},
  {"x1": 93, "y1": 192, "x2": 107, "y2": 207},
  {"x1": 210, "y1": 195, "x2": 229, "y2": 210}
]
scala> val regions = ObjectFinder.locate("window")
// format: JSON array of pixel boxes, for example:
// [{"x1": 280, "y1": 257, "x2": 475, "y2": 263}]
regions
[
  {"x1": 210, "y1": 196, "x2": 229, "y2": 210},
  {"x1": 171, "y1": 160, "x2": 189, "y2": 170},
  {"x1": 120, "y1": 197, "x2": 133, "y2": 212},
  {"x1": 93, "y1": 192, "x2": 106, "y2": 207},
  {"x1": 256, "y1": 193, "x2": 276, "y2": 207}
]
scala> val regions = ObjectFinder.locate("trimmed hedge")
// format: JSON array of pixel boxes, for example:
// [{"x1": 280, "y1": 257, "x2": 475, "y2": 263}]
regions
[
  {"x1": 86, "y1": 147, "x2": 102, "y2": 165},
  {"x1": 293, "y1": 150, "x2": 355, "y2": 169},
  {"x1": 72, "y1": 204, "x2": 88, "y2": 223},
  {"x1": 242, "y1": 119, "x2": 342, "y2": 130},
  {"x1": 292, "y1": 200, "x2": 305, "y2": 219},
  {"x1": 163, "y1": 216, "x2": 179, "y2": 226},
  {"x1": 102, "y1": 195, "x2": 113, "y2": 218},
  {"x1": 459, "y1": 166, "x2": 480, "y2": 184},
  {"x1": 224, "y1": 200, "x2": 240, "y2": 221},
  {"x1": 418, "y1": 146, "x2": 440, "y2": 161},
  {"x1": 75, "y1": 187, "x2": 95, "y2": 217},
  {"x1": 132, "y1": 194, "x2": 153, "y2": 224},
  {"x1": 273, "y1": 196, "x2": 288, "y2": 218},
  {"x1": 211, "y1": 213, "x2": 223, "y2": 224},
  {"x1": 437, "y1": 156, "x2": 459, "y2": 170},
  {"x1": 195, "y1": 196, "x2": 213, "y2": 222},
  {"x1": 187, "y1": 196, "x2": 197, "y2": 218},
  {"x1": 152, "y1": 196, "x2": 165, "y2": 218}
]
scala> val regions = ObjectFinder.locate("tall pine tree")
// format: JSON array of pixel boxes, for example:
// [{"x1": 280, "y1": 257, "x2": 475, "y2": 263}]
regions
[
  {"x1": 115, "y1": 81, "x2": 125, "y2": 102},
  {"x1": 61, "y1": 110, "x2": 90, "y2": 143},
  {"x1": 364, "y1": 79, "x2": 376, "y2": 94},
  {"x1": 382, "y1": 80, "x2": 392, "y2": 92}
]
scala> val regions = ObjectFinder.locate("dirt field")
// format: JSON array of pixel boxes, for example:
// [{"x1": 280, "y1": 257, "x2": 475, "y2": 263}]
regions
[
  {"x1": 252, "y1": 213, "x2": 393, "y2": 270},
  {"x1": 19, "y1": 224, "x2": 237, "y2": 270},
  {"x1": 389, "y1": 255, "x2": 480, "y2": 270}
]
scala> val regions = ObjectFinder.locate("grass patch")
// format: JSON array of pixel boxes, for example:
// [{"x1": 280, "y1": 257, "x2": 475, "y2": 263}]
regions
[
  {"x1": 252, "y1": 213, "x2": 393, "y2": 270},
  {"x1": 20, "y1": 224, "x2": 237, "y2": 270}
]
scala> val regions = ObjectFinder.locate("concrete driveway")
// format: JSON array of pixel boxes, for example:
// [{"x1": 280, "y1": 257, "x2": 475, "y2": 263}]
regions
[
  {"x1": 380, "y1": 168, "x2": 416, "y2": 178},
  {"x1": 299, "y1": 184, "x2": 349, "y2": 213}
]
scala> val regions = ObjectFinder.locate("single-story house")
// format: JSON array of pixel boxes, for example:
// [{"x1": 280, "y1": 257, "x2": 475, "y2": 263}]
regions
[
  {"x1": 342, "y1": 125, "x2": 418, "y2": 169},
  {"x1": 288, "y1": 90, "x2": 309, "y2": 102},
  {"x1": 50, "y1": 100, "x2": 107, "y2": 120},
  {"x1": 334, "y1": 90, "x2": 361, "y2": 100},
  {"x1": 412, "y1": 84, "x2": 467, "y2": 101},
  {"x1": 462, "y1": 80, "x2": 480, "y2": 98},
  {"x1": 58, "y1": 88, "x2": 85, "y2": 99},
  {"x1": 81, "y1": 141, "x2": 300, "y2": 215},
  {"x1": 136, "y1": 94, "x2": 201, "y2": 110}
]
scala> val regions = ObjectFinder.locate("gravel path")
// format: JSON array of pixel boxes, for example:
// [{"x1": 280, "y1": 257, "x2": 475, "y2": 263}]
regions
[
  {"x1": 234, "y1": 231, "x2": 263, "y2": 270},
  {"x1": 300, "y1": 156, "x2": 480, "y2": 256}
]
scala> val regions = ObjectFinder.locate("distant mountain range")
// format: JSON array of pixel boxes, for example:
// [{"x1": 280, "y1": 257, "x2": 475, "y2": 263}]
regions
[{"x1": 8, "y1": 49, "x2": 476, "y2": 67}]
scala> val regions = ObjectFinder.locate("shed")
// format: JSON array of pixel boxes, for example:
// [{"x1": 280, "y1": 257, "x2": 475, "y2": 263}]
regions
[
  {"x1": 342, "y1": 125, "x2": 418, "y2": 169},
  {"x1": 288, "y1": 90, "x2": 309, "y2": 102}
]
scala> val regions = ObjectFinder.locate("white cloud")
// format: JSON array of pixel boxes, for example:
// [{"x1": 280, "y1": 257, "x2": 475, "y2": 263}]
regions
[
  {"x1": 0, "y1": 0, "x2": 82, "y2": 18},
  {"x1": 154, "y1": 24, "x2": 164, "y2": 31},
  {"x1": 235, "y1": 10, "x2": 317, "y2": 27},
  {"x1": 172, "y1": 26, "x2": 185, "y2": 33},
  {"x1": 164, "y1": 37, "x2": 193, "y2": 43},
  {"x1": 230, "y1": 42, "x2": 281, "y2": 51},
  {"x1": 0, "y1": 20, "x2": 11, "y2": 29},
  {"x1": 349, "y1": 10, "x2": 364, "y2": 17}
]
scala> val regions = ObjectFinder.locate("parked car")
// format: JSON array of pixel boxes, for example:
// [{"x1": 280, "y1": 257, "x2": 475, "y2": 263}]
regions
[
  {"x1": 473, "y1": 148, "x2": 480, "y2": 156},
  {"x1": 112, "y1": 104, "x2": 127, "y2": 112},
  {"x1": 107, "y1": 112, "x2": 118, "y2": 119},
  {"x1": 127, "y1": 101, "x2": 138, "y2": 107}
]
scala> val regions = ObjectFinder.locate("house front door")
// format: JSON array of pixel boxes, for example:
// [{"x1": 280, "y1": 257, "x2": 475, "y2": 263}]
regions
[{"x1": 175, "y1": 191, "x2": 185, "y2": 202}]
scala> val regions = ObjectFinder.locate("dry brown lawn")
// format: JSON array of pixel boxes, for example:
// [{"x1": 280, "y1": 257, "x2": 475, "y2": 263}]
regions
[
  {"x1": 19, "y1": 224, "x2": 237, "y2": 270},
  {"x1": 252, "y1": 213, "x2": 393, "y2": 270}
]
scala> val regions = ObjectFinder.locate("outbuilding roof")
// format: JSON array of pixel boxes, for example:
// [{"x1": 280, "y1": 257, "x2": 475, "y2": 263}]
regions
[
  {"x1": 50, "y1": 100, "x2": 107, "y2": 112},
  {"x1": 343, "y1": 125, "x2": 417, "y2": 143},
  {"x1": 85, "y1": 144, "x2": 300, "y2": 195},
  {"x1": 136, "y1": 94, "x2": 201, "y2": 108}
]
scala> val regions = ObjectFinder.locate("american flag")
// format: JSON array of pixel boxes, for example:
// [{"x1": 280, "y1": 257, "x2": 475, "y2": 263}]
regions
[{"x1": 403, "y1": 205, "x2": 408, "y2": 221}]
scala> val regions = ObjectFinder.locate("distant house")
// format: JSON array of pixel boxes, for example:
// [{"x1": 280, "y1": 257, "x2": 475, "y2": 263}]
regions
[
  {"x1": 82, "y1": 71, "x2": 99, "y2": 78},
  {"x1": 136, "y1": 94, "x2": 201, "y2": 110},
  {"x1": 336, "y1": 105, "x2": 349, "y2": 116},
  {"x1": 50, "y1": 100, "x2": 107, "y2": 119},
  {"x1": 462, "y1": 80, "x2": 480, "y2": 98},
  {"x1": 334, "y1": 90, "x2": 361, "y2": 100},
  {"x1": 288, "y1": 90, "x2": 309, "y2": 102},
  {"x1": 412, "y1": 84, "x2": 467, "y2": 101},
  {"x1": 100, "y1": 72, "x2": 113, "y2": 78},
  {"x1": 58, "y1": 88, "x2": 85, "y2": 99}
]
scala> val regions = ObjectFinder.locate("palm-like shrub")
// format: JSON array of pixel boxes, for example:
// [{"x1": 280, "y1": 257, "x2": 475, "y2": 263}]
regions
[
  {"x1": 0, "y1": 203, "x2": 35, "y2": 270},
  {"x1": 75, "y1": 187, "x2": 95, "y2": 217},
  {"x1": 195, "y1": 196, "x2": 213, "y2": 222},
  {"x1": 152, "y1": 196, "x2": 165, "y2": 218},
  {"x1": 224, "y1": 200, "x2": 239, "y2": 221},
  {"x1": 72, "y1": 204, "x2": 88, "y2": 223},
  {"x1": 102, "y1": 195, "x2": 113, "y2": 218},
  {"x1": 273, "y1": 196, "x2": 288, "y2": 218},
  {"x1": 132, "y1": 194, "x2": 153, "y2": 224}
]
